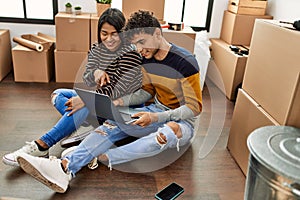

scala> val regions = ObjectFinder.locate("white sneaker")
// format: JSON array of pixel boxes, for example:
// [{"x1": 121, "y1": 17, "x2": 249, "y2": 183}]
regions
[
  {"x1": 17, "y1": 153, "x2": 71, "y2": 193},
  {"x1": 2, "y1": 141, "x2": 49, "y2": 167}
]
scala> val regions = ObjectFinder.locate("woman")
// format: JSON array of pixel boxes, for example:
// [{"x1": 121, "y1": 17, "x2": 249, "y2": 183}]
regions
[{"x1": 2, "y1": 8, "x2": 142, "y2": 167}]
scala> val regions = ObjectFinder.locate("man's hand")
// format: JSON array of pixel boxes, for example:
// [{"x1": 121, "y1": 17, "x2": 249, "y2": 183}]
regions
[
  {"x1": 65, "y1": 96, "x2": 85, "y2": 116},
  {"x1": 131, "y1": 112, "x2": 158, "y2": 127},
  {"x1": 113, "y1": 98, "x2": 124, "y2": 106},
  {"x1": 94, "y1": 69, "x2": 110, "y2": 87}
]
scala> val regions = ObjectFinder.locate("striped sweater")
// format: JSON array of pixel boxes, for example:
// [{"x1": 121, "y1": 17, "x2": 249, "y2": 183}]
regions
[{"x1": 83, "y1": 43, "x2": 142, "y2": 100}]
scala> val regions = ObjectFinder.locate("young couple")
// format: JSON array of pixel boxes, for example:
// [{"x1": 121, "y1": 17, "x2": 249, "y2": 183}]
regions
[{"x1": 5, "y1": 9, "x2": 203, "y2": 193}]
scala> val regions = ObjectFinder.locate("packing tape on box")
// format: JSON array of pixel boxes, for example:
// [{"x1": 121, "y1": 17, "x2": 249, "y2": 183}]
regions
[{"x1": 13, "y1": 37, "x2": 44, "y2": 52}]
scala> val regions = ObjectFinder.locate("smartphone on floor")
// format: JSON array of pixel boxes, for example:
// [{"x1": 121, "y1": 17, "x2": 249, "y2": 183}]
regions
[{"x1": 155, "y1": 182, "x2": 184, "y2": 200}]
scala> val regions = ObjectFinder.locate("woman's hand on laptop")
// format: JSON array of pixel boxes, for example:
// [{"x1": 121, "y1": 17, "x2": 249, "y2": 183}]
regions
[
  {"x1": 65, "y1": 96, "x2": 85, "y2": 116},
  {"x1": 132, "y1": 112, "x2": 158, "y2": 127},
  {"x1": 94, "y1": 69, "x2": 110, "y2": 87}
]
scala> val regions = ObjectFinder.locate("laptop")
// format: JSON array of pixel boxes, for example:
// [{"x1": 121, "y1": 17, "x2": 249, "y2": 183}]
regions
[{"x1": 75, "y1": 87, "x2": 139, "y2": 124}]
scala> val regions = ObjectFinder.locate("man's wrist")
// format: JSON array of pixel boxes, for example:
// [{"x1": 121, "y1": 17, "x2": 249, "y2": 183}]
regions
[{"x1": 116, "y1": 98, "x2": 124, "y2": 106}]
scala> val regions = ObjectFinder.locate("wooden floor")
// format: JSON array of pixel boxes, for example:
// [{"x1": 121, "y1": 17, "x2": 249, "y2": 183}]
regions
[{"x1": 0, "y1": 73, "x2": 245, "y2": 200}]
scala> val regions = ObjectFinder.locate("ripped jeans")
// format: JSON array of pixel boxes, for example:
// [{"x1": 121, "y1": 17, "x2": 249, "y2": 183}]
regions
[
  {"x1": 40, "y1": 88, "x2": 89, "y2": 147},
  {"x1": 65, "y1": 104, "x2": 194, "y2": 176}
]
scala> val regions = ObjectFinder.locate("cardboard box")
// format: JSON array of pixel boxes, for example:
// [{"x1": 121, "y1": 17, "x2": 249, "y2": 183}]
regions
[
  {"x1": 163, "y1": 27, "x2": 196, "y2": 54},
  {"x1": 122, "y1": 0, "x2": 165, "y2": 21},
  {"x1": 90, "y1": 14, "x2": 99, "y2": 48},
  {"x1": 55, "y1": 12, "x2": 90, "y2": 51},
  {"x1": 228, "y1": 0, "x2": 268, "y2": 15},
  {"x1": 12, "y1": 33, "x2": 55, "y2": 82},
  {"x1": 0, "y1": 29, "x2": 12, "y2": 81},
  {"x1": 220, "y1": 10, "x2": 273, "y2": 45},
  {"x1": 96, "y1": 3, "x2": 111, "y2": 17},
  {"x1": 55, "y1": 50, "x2": 88, "y2": 83},
  {"x1": 242, "y1": 20, "x2": 300, "y2": 127},
  {"x1": 207, "y1": 38, "x2": 248, "y2": 100},
  {"x1": 228, "y1": 5, "x2": 266, "y2": 16},
  {"x1": 229, "y1": 0, "x2": 268, "y2": 7},
  {"x1": 227, "y1": 89, "x2": 279, "y2": 175}
]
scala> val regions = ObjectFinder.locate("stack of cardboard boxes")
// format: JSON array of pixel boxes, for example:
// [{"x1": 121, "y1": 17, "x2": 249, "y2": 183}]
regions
[
  {"x1": 55, "y1": 12, "x2": 90, "y2": 83},
  {"x1": 207, "y1": 0, "x2": 272, "y2": 100},
  {"x1": 227, "y1": 20, "x2": 300, "y2": 175},
  {"x1": 0, "y1": 30, "x2": 12, "y2": 82}
]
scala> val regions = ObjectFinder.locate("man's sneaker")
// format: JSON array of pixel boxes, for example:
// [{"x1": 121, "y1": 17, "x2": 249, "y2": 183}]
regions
[
  {"x1": 17, "y1": 153, "x2": 71, "y2": 193},
  {"x1": 60, "y1": 125, "x2": 94, "y2": 148},
  {"x1": 2, "y1": 141, "x2": 49, "y2": 167}
]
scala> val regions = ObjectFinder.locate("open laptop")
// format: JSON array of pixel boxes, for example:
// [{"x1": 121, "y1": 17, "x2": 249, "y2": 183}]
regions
[{"x1": 75, "y1": 87, "x2": 139, "y2": 124}]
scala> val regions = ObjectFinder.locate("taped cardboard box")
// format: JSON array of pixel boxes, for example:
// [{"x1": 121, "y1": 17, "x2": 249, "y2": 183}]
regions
[
  {"x1": 207, "y1": 38, "x2": 247, "y2": 100},
  {"x1": 12, "y1": 33, "x2": 55, "y2": 82},
  {"x1": 220, "y1": 10, "x2": 273, "y2": 45},
  {"x1": 122, "y1": 0, "x2": 165, "y2": 21},
  {"x1": 55, "y1": 50, "x2": 88, "y2": 83},
  {"x1": 230, "y1": 0, "x2": 268, "y2": 7},
  {"x1": 90, "y1": 14, "x2": 99, "y2": 48},
  {"x1": 242, "y1": 20, "x2": 300, "y2": 128},
  {"x1": 55, "y1": 12, "x2": 91, "y2": 51},
  {"x1": 0, "y1": 29, "x2": 12, "y2": 81},
  {"x1": 228, "y1": 0, "x2": 268, "y2": 15},
  {"x1": 227, "y1": 89, "x2": 279, "y2": 175},
  {"x1": 163, "y1": 27, "x2": 196, "y2": 54}
]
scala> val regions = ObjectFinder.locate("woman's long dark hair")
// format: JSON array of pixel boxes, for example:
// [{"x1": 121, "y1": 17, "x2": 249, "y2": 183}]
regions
[{"x1": 97, "y1": 8, "x2": 126, "y2": 44}]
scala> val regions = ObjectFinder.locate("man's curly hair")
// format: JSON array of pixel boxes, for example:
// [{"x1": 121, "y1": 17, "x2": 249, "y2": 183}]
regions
[{"x1": 124, "y1": 10, "x2": 162, "y2": 40}]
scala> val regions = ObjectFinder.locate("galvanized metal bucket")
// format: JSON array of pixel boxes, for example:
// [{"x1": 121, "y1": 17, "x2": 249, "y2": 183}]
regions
[{"x1": 245, "y1": 126, "x2": 300, "y2": 200}]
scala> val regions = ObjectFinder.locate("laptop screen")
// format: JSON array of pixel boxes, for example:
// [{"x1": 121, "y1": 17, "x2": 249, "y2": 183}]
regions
[{"x1": 74, "y1": 87, "x2": 136, "y2": 124}]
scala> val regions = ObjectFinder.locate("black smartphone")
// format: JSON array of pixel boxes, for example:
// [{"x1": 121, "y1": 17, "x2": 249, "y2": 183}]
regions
[{"x1": 155, "y1": 182, "x2": 184, "y2": 200}]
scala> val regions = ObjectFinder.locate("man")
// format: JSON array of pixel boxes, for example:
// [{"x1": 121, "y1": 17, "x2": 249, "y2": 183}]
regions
[{"x1": 16, "y1": 10, "x2": 202, "y2": 193}]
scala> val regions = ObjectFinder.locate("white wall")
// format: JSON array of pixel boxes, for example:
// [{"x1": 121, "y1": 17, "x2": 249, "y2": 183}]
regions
[
  {"x1": 267, "y1": 0, "x2": 300, "y2": 22},
  {"x1": 1, "y1": 0, "x2": 300, "y2": 45},
  {"x1": 207, "y1": 0, "x2": 228, "y2": 38}
]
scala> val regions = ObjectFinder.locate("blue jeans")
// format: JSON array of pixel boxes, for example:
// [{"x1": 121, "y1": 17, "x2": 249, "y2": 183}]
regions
[
  {"x1": 40, "y1": 89, "x2": 90, "y2": 147},
  {"x1": 65, "y1": 104, "x2": 194, "y2": 176}
]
